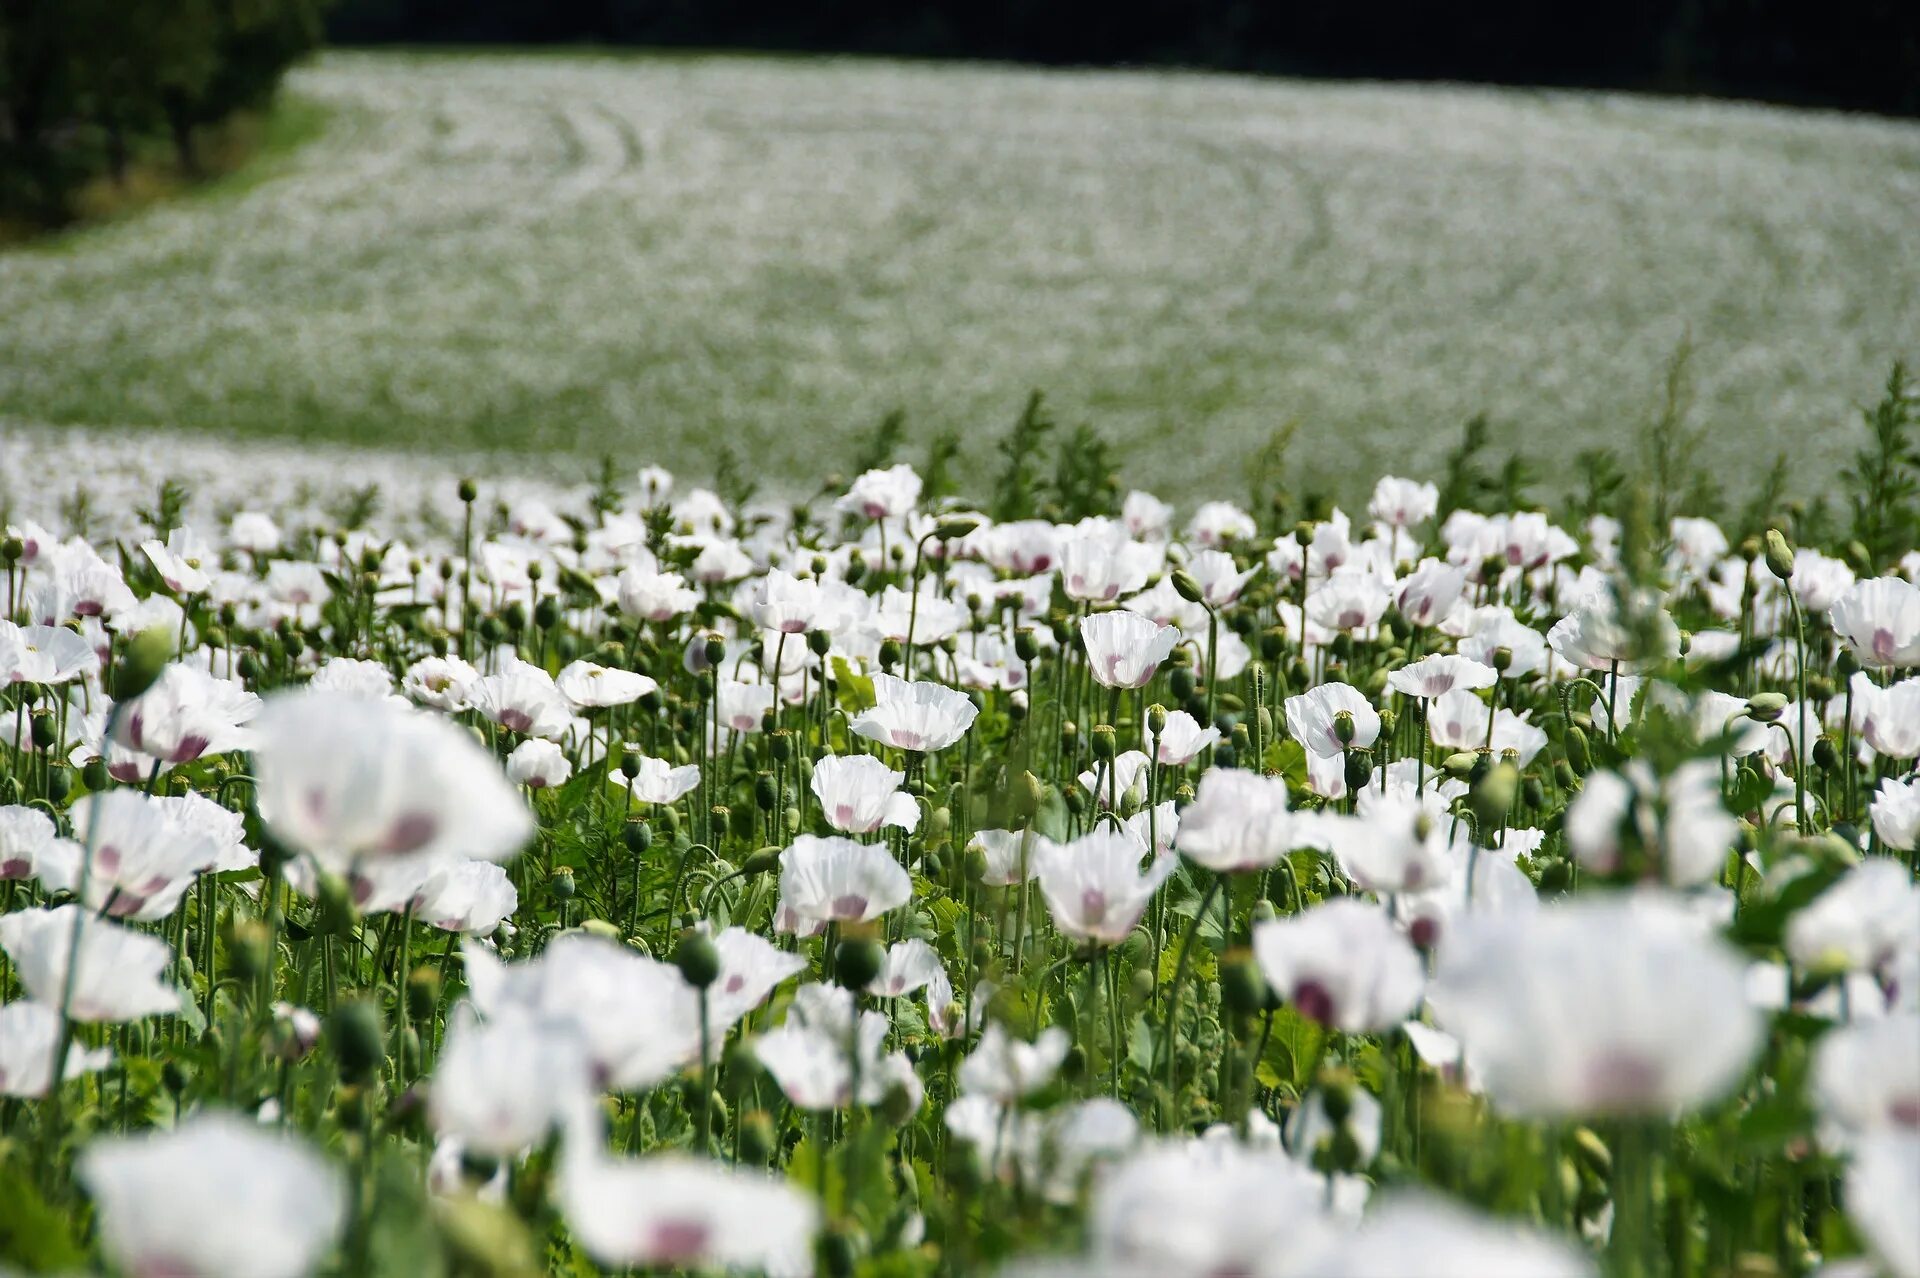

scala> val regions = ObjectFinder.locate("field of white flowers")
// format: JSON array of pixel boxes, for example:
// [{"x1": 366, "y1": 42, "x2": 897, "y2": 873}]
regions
[
  {"x1": 2, "y1": 50, "x2": 1918, "y2": 498},
  {"x1": 2, "y1": 351, "x2": 1919, "y2": 1277}
]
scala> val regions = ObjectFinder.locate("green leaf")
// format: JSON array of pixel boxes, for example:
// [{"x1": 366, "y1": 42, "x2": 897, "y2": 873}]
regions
[
  {"x1": 0, "y1": 1160, "x2": 89, "y2": 1269},
  {"x1": 1127, "y1": 1012, "x2": 1159, "y2": 1071}
]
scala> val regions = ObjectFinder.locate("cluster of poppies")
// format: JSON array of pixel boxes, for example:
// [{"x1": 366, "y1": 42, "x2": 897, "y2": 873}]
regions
[{"x1": 0, "y1": 459, "x2": 1916, "y2": 1278}]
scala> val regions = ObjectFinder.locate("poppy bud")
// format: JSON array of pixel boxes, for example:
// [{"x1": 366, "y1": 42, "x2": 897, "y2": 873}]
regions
[
  {"x1": 673, "y1": 931, "x2": 722, "y2": 989},
  {"x1": 112, "y1": 626, "x2": 175, "y2": 701},
  {"x1": 1539, "y1": 857, "x2": 1573, "y2": 893},
  {"x1": 457, "y1": 478, "x2": 478, "y2": 503},
  {"x1": 407, "y1": 966, "x2": 441, "y2": 1021},
  {"x1": 1565, "y1": 726, "x2": 1592, "y2": 775},
  {"x1": 1522, "y1": 773, "x2": 1546, "y2": 809},
  {"x1": 832, "y1": 937, "x2": 885, "y2": 990},
  {"x1": 46, "y1": 769, "x2": 70, "y2": 801},
  {"x1": 227, "y1": 918, "x2": 270, "y2": 983},
  {"x1": 879, "y1": 639, "x2": 902, "y2": 672},
  {"x1": 742, "y1": 845, "x2": 782, "y2": 877},
  {"x1": 1813, "y1": 735, "x2": 1840, "y2": 772},
  {"x1": 1746, "y1": 692, "x2": 1788, "y2": 722},
  {"x1": 807, "y1": 629, "x2": 831, "y2": 657},
  {"x1": 1129, "y1": 966, "x2": 1156, "y2": 1004},
  {"x1": 1763, "y1": 529, "x2": 1795, "y2": 582},
  {"x1": 0, "y1": 536, "x2": 20, "y2": 564},
  {"x1": 936, "y1": 516, "x2": 981, "y2": 540},
  {"x1": 1009, "y1": 770, "x2": 1045, "y2": 831},
  {"x1": 754, "y1": 771, "x2": 779, "y2": 811},
  {"x1": 29, "y1": 711, "x2": 56, "y2": 750},
  {"x1": 879, "y1": 1078, "x2": 918, "y2": 1127},
  {"x1": 316, "y1": 870, "x2": 359, "y2": 938},
  {"x1": 329, "y1": 999, "x2": 386, "y2": 1083},
  {"x1": 533, "y1": 597, "x2": 561, "y2": 630},
  {"x1": 1220, "y1": 949, "x2": 1268, "y2": 1017},
  {"x1": 80, "y1": 758, "x2": 109, "y2": 791},
  {"x1": 738, "y1": 1109, "x2": 777, "y2": 1164}
]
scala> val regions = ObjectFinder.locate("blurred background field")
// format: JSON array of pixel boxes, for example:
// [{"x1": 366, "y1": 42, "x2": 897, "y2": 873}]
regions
[{"x1": 2, "y1": 47, "x2": 1918, "y2": 504}]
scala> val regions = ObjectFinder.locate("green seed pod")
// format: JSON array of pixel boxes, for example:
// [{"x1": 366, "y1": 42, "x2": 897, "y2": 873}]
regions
[
  {"x1": 738, "y1": 1109, "x2": 777, "y2": 1164},
  {"x1": 832, "y1": 937, "x2": 885, "y2": 990},
  {"x1": 407, "y1": 966, "x2": 442, "y2": 1021},
  {"x1": 674, "y1": 930, "x2": 723, "y2": 989},
  {"x1": 1469, "y1": 760, "x2": 1520, "y2": 828},
  {"x1": 227, "y1": 918, "x2": 271, "y2": 983},
  {"x1": 329, "y1": 999, "x2": 386, "y2": 1083},
  {"x1": 1170, "y1": 665, "x2": 1196, "y2": 702},
  {"x1": 316, "y1": 870, "x2": 360, "y2": 939},
  {"x1": 1332, "y1": 710, "x2": 1356, "y2": 747},
  {"x1": 1220, "y1": 950, "x2": 1268, "y2": 1018},
  {"x1": 754, "y1": 771, "x2": 779, "y2": 812},
  {"x1": 1343, "y1": 746, "x2": 1373, "y2": 793},
  {"x1": 624, "y1": 820, "x2": 653, "y2": 854},
  {"x1": 550, "y1": 867, "x2": 576, "y2": 902}
]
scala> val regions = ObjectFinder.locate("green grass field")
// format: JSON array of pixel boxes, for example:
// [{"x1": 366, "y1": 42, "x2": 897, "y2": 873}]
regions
[{"x1": 2, "y1": 49, "x2": 1917, "y2": 501}]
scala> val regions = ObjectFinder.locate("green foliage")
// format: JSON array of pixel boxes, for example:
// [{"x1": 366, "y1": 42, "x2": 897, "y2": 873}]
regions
[
  {"x1": 1638, "y1": 336, "x2": 1718, "y2": 529},
  {"x1": 0, "y1": 0, "x2": 326, "y2": 224},
  {"x1": 852, "y1": 409, "x2": 908, "y2": 475},
  {"x1": 1842, "y1": 362, "x2": 1920, "y2": 570},
  {"x1": 989, "y1": 391, "x2": 1054, "y2": 522}
]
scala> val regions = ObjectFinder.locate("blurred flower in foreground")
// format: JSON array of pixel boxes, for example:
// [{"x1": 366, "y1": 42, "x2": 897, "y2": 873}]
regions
[
  {"x1": 1428, "y1": 894, "x2": 1762, "y2": 1117},
  {"x1": 79, "y1": 1111, "x2": 345, "y2": 1278}
]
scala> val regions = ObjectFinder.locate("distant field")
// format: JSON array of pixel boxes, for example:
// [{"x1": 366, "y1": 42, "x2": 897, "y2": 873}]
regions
[{"x1": 2, "y1": 50, "x2": 1917, "y2": 502}]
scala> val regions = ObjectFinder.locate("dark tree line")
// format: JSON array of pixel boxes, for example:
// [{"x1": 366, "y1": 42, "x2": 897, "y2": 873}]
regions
[
  {"x1": 332, "y1": 0, "x2": 1920, "y2": 119},
  {"x1": 1, "y1": 0, "x2": 326, "y2": 224}
]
